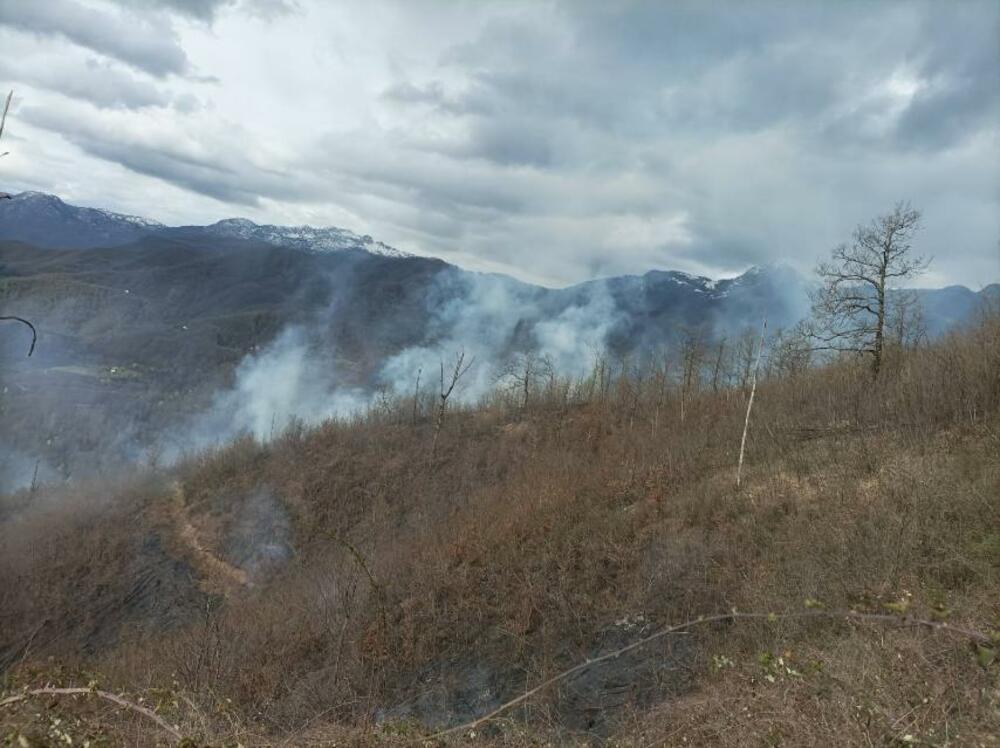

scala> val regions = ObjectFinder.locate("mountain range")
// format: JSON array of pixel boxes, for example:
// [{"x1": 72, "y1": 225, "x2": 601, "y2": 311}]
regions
[
  {"x1": 0, "y1": 191, "x2": 408, "y2": 256},
  {"x1": 0, "y1": 191, "x2": 996, "y2": 490}
]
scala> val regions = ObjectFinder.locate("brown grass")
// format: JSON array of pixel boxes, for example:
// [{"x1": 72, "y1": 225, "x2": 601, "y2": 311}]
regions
[{"x1": 1, "y1": 315, "x2": 998, "y2": 746}]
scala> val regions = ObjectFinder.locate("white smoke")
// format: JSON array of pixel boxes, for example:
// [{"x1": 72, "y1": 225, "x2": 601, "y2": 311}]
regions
[
  {"x1": 377, "y1": 270, "x2": 621, "y2": 401},
  {"x1": 168, "y1": 267, "x2": 624, "y2": 454},
  {"x1": 534, "y1": 289, "x2": 619, "y2": 378},
  {"x1": 167, "y1": 326, "x2": 370, "y2": 457}
]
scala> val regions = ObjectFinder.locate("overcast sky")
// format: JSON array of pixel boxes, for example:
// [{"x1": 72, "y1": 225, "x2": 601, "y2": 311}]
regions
[{"x1": 0, "y1": 0, "x2": 997, "y2": 288}]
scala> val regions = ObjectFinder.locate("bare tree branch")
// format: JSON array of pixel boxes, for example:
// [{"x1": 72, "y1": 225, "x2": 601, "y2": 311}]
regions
[
  {"x1": 0, "y1": 687, "x2": 184, "y2": 742},
  {"x1": 413, "y1": 608, "x2": 990, "y2": 745},
  {"x1": 0, "y1": 316, "x2": 37, "y2": 357},
  {"x1": 809, "y1": 202, "x2": 928, "y2": 378},
  {"x1": 0, "y1": 90, "x2": 11, "y2": 146},
  {"x1": 431, "y1": 348, "x2": 475, "y2": 457}
]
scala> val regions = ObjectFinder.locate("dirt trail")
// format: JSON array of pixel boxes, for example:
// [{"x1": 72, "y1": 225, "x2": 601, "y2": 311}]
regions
[{"x1": 168, "y1": 482, "x2": 248, "y2": 595}]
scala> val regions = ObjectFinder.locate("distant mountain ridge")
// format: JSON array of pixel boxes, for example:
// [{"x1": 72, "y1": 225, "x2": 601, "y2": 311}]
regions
[
  {"x1": 162, "y1": 217, "x2": 410, "y2": 258},
  {"x1": 0, "y1": 191, "x2": 164, "y2": 249},
  {"x1": 1, "y1": 191, "x2": 994, "y2": 306},
  {"x1": 0, "y1": 191, "x2": 409, "y2": 258}
]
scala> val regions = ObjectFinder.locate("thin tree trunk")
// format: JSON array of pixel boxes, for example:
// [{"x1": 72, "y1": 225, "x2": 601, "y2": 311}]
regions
[
  {"x1": 411, "y1": 368, "x2": 422, "y2": 425},
  {"x1": 874, "y1": 274, "x2": 886, "y2": 380},
  {"x1": 736, "y1": 318, "x2": 767, "y2": 489}
]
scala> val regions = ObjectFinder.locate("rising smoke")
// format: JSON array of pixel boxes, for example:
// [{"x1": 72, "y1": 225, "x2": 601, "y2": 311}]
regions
[
  {"x1": 1, "y1": 250, "x2": 824, "y2": 494},
  {"x1": 171, "y1": 267, "x2": 624, "y2": 454}
]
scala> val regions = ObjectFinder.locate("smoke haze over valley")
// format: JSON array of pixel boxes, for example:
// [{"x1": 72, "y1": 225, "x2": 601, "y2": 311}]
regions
[{"x1": 1, "y1": 192, "x2": 997, "y2": 492}]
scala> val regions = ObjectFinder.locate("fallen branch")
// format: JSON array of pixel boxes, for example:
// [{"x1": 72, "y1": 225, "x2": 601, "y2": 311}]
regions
[
  {"x1": 0, "y1": 687, "x2": 184, "y2": 742},
  {"x1": 413, "y1": 608, "x2": 991, "y2": 744},
  {"x1": 0, "y1": 315, "x2": 37, "y2": 356}
]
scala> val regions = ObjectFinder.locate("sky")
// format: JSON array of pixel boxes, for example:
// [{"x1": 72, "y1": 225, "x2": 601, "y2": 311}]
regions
[{"x1": 0, "y1": 0, "x2": 997, "y2": 289}]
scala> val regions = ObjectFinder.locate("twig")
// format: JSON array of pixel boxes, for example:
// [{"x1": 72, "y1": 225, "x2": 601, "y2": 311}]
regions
[
  {"x1": 0, "y1": 90, "x2": 11, "y2": 145},
  {"x1": 329, "y1": 534, "x2": 387, "y2": 628},
  {"x1": 0, "y1": 687, "x2": 184, "y2": 742},
  {"x1": 0, "y1": 316, "x2": 37, "y2": 356},
  {"x1": 412, "y1": 608, "x2": 990, "y2": 744},
  {"x1": 329, "y1": 535, "x2": 380, "y2": 598},
  {"x1": 736, "y1": 318, "x2": 766, "y2": 488}
]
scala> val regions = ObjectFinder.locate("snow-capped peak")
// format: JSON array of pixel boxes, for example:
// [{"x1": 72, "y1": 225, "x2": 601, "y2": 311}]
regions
[
  {"x1": 0, "y1": 192, "x2": 410, "y2": 257},
  {"x1": 202, "y1": 216, "x2": 410, "y2": 258}
]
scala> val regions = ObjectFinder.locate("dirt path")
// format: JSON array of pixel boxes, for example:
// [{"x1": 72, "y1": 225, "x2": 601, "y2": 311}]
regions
[{"x1": 168, "y1": 482, "x2": 248, "y2": 595}]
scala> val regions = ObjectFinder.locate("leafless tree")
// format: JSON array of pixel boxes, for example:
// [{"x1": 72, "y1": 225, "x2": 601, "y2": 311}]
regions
[
  {"x1": 591, "y1": 353, "x2": 612, "y2": 403},
  {"x1": 411, "y1": 367, "x2": 422, "y2": 425},
  {"x1": 887, "y1": 289, "x2": 928, "y2": 350},
  {"x1": 431, "y1": 348, "x2": 475, "y2": 456},
  {"x1": 612, "y1": 352, "x2": 644, "y2": 430},
  {"x1": 766, "y1": 324, "x2": 811, "y2": 380},
  {"x1": 497, "y1": 351, "x2": 553, "y2": 413},
  {"x1": 678, "y1": 328, "x2": 704, "y2": 423},
  {"x1": 649, "y1": 345, "x2": 672, "y2": 435},
  {"x1": 734, "y1": 327, "x2": 758, "y2": 391},
  {"x1": 709, "y1": 336, "x2": 727, "y2": 392},
  {"x1": 808, "y1": 202, "x2": 928, "y2": 379}
]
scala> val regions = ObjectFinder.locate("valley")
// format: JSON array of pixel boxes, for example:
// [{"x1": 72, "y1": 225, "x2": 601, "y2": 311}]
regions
[{"x1": 1, "y1": 193, "x2": 995, "y2": 492}]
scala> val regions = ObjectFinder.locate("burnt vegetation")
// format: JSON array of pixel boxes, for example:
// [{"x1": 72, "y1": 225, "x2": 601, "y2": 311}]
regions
[{"x1": 1, "y1": 300, "x2": 998, "y2": 746}]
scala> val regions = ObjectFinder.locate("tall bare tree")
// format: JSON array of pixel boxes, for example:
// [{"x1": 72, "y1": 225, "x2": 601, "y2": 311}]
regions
[
  {"x1": 709, "y1": 336, "x2": 727, "y2": 393},
  {"x1": 678, "y1": 327, "x2": 705, "y2": 423},
  {"x1": 734, "y1": 327, "x2": 758, "y2": 391},
  {"x1": 431, "y1": 348, "x2": 475, "y2": 457},
  {"x1": 809, "y1": 202, "x2": 928, "y2": 379}
]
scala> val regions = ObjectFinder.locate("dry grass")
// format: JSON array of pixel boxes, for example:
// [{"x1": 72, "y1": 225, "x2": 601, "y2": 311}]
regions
[{"x1": 1, "y1": 315, "x2": 998, "y2": 746}]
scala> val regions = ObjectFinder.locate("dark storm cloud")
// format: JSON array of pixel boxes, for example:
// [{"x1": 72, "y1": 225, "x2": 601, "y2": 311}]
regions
[
  {"x1": 0, "y1": 57, "x2": 169, "y2": 110},
  {"x1": 0, "y1": 0, "x2": 189, "y2": 77},
  {"x1": 21, "y1": 102, "x2": 314, "y2": 206},
  {"x1": 418, "y1": 1, "x2": 994, "y2": 155},
  {"x1": 364, "y1": 0, "x2": 999, "y2": 283},
  {"x1": 109, "y1": 0, "x2": 300, "y2": 23},
  {"x1": 891, "y1": 11, "x2": 1000, "y2": 151},
  {"x1": 124, "y1": 0, "x2": 234, "y2": 20}
]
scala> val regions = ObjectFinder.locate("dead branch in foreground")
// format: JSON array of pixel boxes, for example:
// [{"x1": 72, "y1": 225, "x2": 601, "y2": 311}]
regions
[
  {"x1": 0, "y1": 609, "x2": 989, "y2": 746},
  {"x1": 0, "y1": 316, "x2": 37, "y2": 356},
  {"x1": 414, "y1": 608, "x2": 992, "y2": 745},
  {"x1": 0, "y1": 687, "x2": 183, "y2": 742}
]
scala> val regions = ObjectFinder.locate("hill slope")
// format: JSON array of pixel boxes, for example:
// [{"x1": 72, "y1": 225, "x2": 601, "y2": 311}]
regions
[{"x1": 1, "y1": 314, "x2": 997, "y2": 745}]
